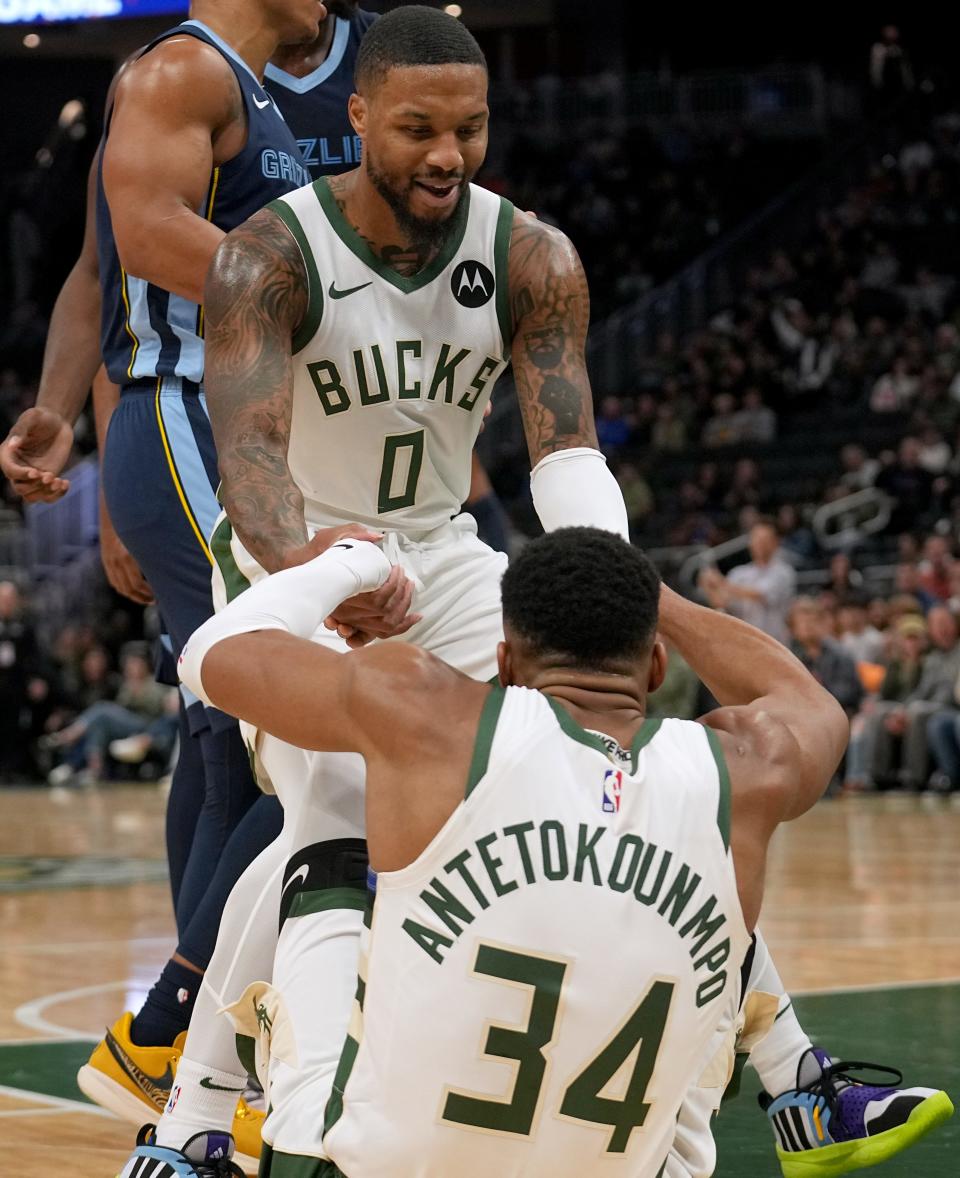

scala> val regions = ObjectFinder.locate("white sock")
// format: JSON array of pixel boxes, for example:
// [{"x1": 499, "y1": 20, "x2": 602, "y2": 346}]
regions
[
  {"x1": 156, "y1": 1058, "x2": 247, "y2": 1149},
  {"x1": 151, "y1": 831, "x2": 291, "y2": 1148},
  {"x1": 745, "y1": 931, "x2": 813, "y2": 1096}
]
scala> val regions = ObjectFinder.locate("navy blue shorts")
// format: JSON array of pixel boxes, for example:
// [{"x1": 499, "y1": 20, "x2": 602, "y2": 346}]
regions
[{"x1": 103, "y1": 378, "x2": 229, "y2": 733}]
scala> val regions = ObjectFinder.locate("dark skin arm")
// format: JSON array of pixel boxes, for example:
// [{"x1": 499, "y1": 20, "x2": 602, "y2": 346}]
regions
[
  {"x1": 102, "y1": 36, "x2": 243, "y2": 303},
  {"x1": 204, "y1": 210, "x2": 418, "y2": 639},
  {"x1": 508, "y1": 210, "x2": 600, "y2": 466},
  {"x1": 201, "y1": 634, "x2": 488, "y2": 871},
  {"x1": 204, "y1": 207, "x2": 310, "y2": 572},
  {"x1": 0, "y1": 151, "x2": 102, "y2": 502},
  {"x1": 657, "y1": 586, "x2": 849, "y2": 927}
]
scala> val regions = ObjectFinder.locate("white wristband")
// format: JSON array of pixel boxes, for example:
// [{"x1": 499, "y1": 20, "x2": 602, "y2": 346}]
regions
[
  {"x1": 179, "y1": 540, "x2": 391, "y2": 706},
  {"x1": 530, "y1": 447, "x2": 629, "y2": 540}
]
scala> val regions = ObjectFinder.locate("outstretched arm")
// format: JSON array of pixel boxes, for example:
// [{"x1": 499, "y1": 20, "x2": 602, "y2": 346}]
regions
[
  {"x1": 203, "y1": 207, "x2": 311, "y2": 573},
  {"x1": 179, "y1": 539, "x2": 485, "y2": 756},
  {"x1": 508, "y1": 211, "x2": 627, "y2": 538}
]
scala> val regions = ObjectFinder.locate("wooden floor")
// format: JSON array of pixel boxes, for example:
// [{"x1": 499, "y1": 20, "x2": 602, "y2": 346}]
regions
[{"x1": 2, "y1": 785, "x2": 959, "y2": 1176}]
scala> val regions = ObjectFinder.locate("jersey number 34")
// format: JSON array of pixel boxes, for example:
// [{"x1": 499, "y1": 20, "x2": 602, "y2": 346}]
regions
[{"x1": 442, "y1": 942, "x2": 676, "y2": 1154}]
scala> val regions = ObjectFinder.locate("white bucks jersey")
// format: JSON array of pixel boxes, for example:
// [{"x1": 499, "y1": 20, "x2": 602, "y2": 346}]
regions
[
  {"x1": 324, "y1": 688, "x2": 751, "y2": 1178},
  {"x1": 269, "y1": 179, "x2": 514, "y2": 533}
]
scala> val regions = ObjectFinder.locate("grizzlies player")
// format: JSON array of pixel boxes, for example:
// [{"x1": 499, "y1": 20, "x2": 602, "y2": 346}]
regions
[{"x1": 74, "y1": 0, "x2": 322, "y2": 1160}]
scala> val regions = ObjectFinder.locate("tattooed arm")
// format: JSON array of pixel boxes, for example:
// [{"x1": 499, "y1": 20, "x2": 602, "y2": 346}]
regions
[
  {"x1": 508, "y1": 210, "x2": 628, "y2": 538},
  {"x1": 204, "y1": 208, "x2": 311, "y2": 573},
  {"x1": 508, "y1": 210, "x2": 599, "y2": 464}
]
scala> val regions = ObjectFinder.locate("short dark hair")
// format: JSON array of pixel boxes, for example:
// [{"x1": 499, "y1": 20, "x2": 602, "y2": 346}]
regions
[
  {"x1": 355, "y1": 5, "x2": 487, "y2": 92},
  {"x1": 501, "y1": 528, "x2": 661, "y2": 666}
]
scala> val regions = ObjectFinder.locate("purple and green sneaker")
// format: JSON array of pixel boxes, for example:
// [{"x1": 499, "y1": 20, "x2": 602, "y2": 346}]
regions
[{"x1": 760, "y1": 1048, "x2": 953, "y2": 1177}]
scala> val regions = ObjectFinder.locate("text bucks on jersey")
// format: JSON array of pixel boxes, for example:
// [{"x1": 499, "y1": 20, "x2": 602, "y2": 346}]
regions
[{"x1": 270, "y1": 179, "x2": 514, "y2": 534}]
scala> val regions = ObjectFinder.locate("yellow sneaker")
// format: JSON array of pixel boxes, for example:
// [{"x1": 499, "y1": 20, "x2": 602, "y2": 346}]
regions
[
  {"x1": 77, "y1": 1012, "x2": 186, "y2": 1122},
  {"x1": 80, "y1": 1012, "x2": 264, "y2": 1168},
  {"x1": 232, "y1": 1097, "x2": 265, "y2": 1172}
]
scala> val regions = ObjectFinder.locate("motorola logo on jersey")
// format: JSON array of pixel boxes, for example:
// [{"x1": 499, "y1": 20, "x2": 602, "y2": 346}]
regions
[{"x1": 451, "y1": 261, "x2": 495, "y2": 308}]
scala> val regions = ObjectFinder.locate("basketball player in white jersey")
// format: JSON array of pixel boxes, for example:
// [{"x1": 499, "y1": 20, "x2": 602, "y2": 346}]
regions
[
  {"x1": 128, "y1": 9, "x2": 952, "y2": 1178},
  {"x1": 169, "y1": 526, "x2": 849, "y2": 1177}
]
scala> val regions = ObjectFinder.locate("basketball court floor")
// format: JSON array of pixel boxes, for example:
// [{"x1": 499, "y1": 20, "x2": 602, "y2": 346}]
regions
[{"x1": 2, "y1": 784, "x2": 958, "y2": 1176}]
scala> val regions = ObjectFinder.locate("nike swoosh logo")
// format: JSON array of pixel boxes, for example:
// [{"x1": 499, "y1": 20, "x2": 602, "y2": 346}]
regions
[
  {"x1": 252, "y1": 94, "x2": 272, "y2": 109},
  {"x1": 282, "y1": 863, "x2": 310, "y2": 898},
  {"x1": 329, "y1": 281, "x2": 372, "y2": 300},
  {"x1": 103, "y1": 1027, "x2": 174, "y2": 1110},
  {"x1": 200, "y1": 1076, "x2": 245, "y2": 1092}
]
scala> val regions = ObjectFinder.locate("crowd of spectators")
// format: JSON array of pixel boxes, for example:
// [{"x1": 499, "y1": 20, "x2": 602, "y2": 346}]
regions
[
  {"x1": 589, "y1": 106, "x2": 960, "y2": 555},
  {"x1": 0, "y1": 578, "x2": 173, "y2": 787},
  {"x1": 672, "y1": 520, "x2": 960, "y2": 794}
]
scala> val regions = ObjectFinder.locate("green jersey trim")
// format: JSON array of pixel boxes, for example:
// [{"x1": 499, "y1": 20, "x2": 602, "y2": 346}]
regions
[
  {"x1": 547, "y1": 697, "x2": 662, "y2": 773},
  {"x1": 704, "y1": 726, "x2": 732, "y2": 851},
  {"x1": 630, "y1": 717, "x2": 663, "y2": 764},
  {"x1": 210, "y1": 517, "x2": 250, "y2": 603},
  {"x1": 268, "y1": 199, "x2": 324, "y2": 353},
  {"x1": 313, "y1": 177, "x2": 472, "y2": 294},
  {"x1": 287, "y1": 886, "x2": 368, "y2": 920},
  {"x1": 465, "y1": 686, "x2": 506, "y2": 800},
  {"x1": 258, "y1": 1142, "x2": 341, "y2": 1178},
  {"x1": 493, "y1": 197, "x2": 515, "y2": 358}
]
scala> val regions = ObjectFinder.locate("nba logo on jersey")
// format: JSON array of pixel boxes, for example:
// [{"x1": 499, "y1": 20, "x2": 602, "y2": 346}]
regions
[{"x1": 602, "y1": 769, "x2": 623, "y2": 813}]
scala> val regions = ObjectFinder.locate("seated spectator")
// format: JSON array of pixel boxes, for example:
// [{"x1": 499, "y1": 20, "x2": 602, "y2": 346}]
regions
[
  {"x1": 845, "y1": 614, "x2": 926, "y2": 792},
  {"x1": 838, "y1": 594, "x2": 887, "y2": 664},
  {"x1": 893, "y1": 562, "x2": 938, "y2": 613},
  {"x1": 827, "y1": 551, "x2": 865, "y2": 601},
  {"x1": 108, "y1": 691, "x2": 181, "y2": 773},
  {"x1": 925, "y1": 661, "x2": 960, "y2": 791},
  {"x1": 698, "y1": 519, "x2": 796, "y2": 643},
  {"x1": 595, "y1": 395, "x2": 632, "y2": 453},
  {"x1": 650, "y1": 402, "x2": 687, "y2": 452},
  {"x1": 43, "y1": 643, "x2": 174, "y2": 787},
  {"x1": 876, "y1": 437, "x2": 935, "y2": 533},
  {"x1": 777, "y1": 503, "x2": 819, "y2": 562},
  {"x1": 917, "y1": 424, "x2": 952, "y2": 474},
  {"x1": 864, "y1": 606, "x2": 960, "y2": 790},
  {"x1": 734, "y1": 387, "x2": 776, "y2": 443},
  {"x1": 868, "y1": 596, "x2": 891, "y2": 632},
  {"x1": 700, "y1": 393, "x2": 741, "y2": 448},
  {"x1": 616, "y1": 462, "x2": 655, "y2": 529},
  {"x1": 724, "y1": 457, "x2": 763, "y2": 517},
  {"x1": 788, "y1": 596, "x2": 864, "y2": 715},
  {"x1": 917, "y1": 534, "x2": 953, "y2": 601},
  {"x1": 870, "y1": 357, "x2": 919, "y2": 413}
]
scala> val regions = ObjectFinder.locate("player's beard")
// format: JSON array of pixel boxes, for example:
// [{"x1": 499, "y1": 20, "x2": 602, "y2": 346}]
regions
[
  {"x1": 367, "y1": 157, "x2": 467, "y2": 256},
  {"x1": 323, "y1": 0, "x2": 357, "y2": 17}
]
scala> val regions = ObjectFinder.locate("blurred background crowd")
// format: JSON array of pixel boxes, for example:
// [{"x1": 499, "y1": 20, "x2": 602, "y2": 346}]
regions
[{"x1": 4, "y1": 10, "x2": 960, "y2": 795}]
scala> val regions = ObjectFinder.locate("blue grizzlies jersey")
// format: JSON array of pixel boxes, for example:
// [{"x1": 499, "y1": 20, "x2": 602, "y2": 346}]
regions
[
  {"x1": 98, "y1": 20, "x2": 310, "y2": 387},
  {"x1": 264, "y1": 8, "x2": 377, "y2": 179}
]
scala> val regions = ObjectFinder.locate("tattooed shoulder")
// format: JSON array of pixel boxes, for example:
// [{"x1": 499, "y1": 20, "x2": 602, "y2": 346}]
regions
[
  {"x1": 205, "y1": 207, "x2": 308, "y2": 336},
  {"x1": 508, "y1": 210, "x2": 589, "y2": 336}
]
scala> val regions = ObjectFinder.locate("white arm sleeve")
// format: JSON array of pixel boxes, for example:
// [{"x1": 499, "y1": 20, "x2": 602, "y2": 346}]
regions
[
  {"x1": 178, "y1": 541, "x2": 391, "y2": 707},
  {"x1": 530, "y1": 447, "x2": 630, "y2": 540}
]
